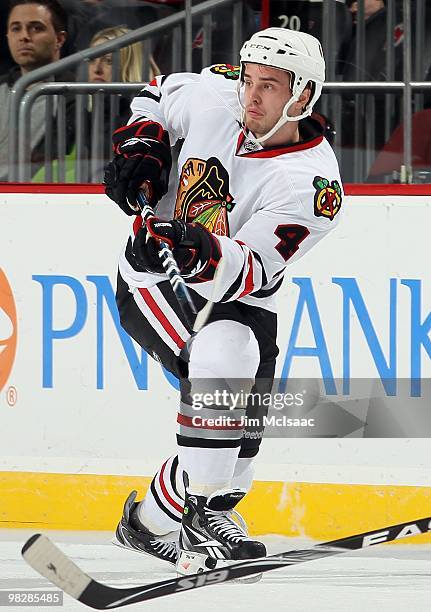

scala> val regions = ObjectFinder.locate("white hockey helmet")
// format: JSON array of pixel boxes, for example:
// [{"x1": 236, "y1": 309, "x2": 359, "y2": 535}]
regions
[{"x1": 239, "y1": 28, "x2": 325, "y2": 143}]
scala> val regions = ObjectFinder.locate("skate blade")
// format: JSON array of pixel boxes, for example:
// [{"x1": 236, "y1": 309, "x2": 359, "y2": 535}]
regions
[{"x1": 111, "y1": 535, "x2": 147, "y2": 555}]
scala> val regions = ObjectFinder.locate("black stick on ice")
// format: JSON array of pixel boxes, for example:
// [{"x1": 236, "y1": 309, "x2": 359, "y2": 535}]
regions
[{"x1": 22, "y1": 515, "x2": 431, "y2": 609}]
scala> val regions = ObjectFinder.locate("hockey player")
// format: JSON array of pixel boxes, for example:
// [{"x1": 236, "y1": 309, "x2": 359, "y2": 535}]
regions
[{"x1": 104, "y1": 27, "x2": 343, "y2": 574}]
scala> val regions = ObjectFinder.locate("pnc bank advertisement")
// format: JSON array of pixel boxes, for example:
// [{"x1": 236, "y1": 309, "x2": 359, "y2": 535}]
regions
[{"x1": 1, "y1": 188, "x2": 431, "y2": 472}]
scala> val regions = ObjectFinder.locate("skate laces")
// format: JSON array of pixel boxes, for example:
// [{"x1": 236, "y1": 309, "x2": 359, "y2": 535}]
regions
[{"x1": 206, "y1": 508, "x2": 249, "y2": 544}]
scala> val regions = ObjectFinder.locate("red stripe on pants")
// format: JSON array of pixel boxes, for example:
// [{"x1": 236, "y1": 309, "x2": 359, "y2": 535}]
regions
[{"x1": 139, "y1": 288, "x2": 186, "y2": 350}]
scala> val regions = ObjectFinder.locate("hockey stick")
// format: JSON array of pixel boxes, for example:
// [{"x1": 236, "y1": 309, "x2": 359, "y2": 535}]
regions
[
  {"x1": 22, "y1": 515, "x2": 431, "y2": 609},
  {"x1": 136, "y1": 191, "x2": 198, "y2": 329},
  {"x1": 135, "y1": 191, "x2": 225, "y2": 333}
]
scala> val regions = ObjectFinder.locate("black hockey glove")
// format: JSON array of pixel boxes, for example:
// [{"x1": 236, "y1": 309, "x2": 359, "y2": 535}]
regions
[
  {"x1": 104, "y1": 119, "x2": 171, "y2": 215},
  {"x1": 132, "y1": 217, "x2": 222, "y2": 283}
]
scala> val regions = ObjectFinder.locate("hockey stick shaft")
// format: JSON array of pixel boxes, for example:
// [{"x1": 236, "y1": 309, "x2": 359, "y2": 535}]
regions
[
  {"x1": 136, "y1": 191, "x2": 197, "y2": 327},
  {"x1": 22, "y1": 515, "x2": 431, "y2": 609}
]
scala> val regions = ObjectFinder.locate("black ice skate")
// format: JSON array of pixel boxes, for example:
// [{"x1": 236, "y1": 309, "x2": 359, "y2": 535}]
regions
[
  {"x1": 177, "y1": 488, "x2": 266, "y2": 576},
  {"x1": 113, "y1": 490, "x2": 178, "y2": 566}
]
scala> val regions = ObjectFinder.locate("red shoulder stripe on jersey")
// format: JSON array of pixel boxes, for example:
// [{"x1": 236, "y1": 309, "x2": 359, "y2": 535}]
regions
[
  {"x1": 159, "y1": 459, "x2": 183, "y2": 513},
  {"x1": 138, "y1": 288, "x2": 186, "y2": 350},
  {"x1": 236, "y1": 131, "x2": 324, "y2": 158}
]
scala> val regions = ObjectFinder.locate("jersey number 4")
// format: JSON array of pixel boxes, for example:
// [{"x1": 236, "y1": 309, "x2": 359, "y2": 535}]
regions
[{"x1": 274, "y1": 224, "x2": 310, "y2": 261}]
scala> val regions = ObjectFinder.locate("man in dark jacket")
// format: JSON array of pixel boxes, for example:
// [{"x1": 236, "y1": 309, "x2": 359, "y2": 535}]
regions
[
  {"x1": 339, "y1": 0, "x2": 402, "y2": 82},
  {"x1": 0, "y1": 0, "x2": 75, "y2": 181},
  {"x1": 338, "y1": 0, "x2": 403, "y2": 180}
]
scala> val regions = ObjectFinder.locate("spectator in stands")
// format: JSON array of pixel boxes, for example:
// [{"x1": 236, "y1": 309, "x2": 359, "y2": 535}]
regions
[
  {"x1": 88, "y1": 25, "x2": 159, "y2": 84},
  {"x1": 338, "y1": 0, "x2": 403, "y2": 180},
  {"x1": 339, "y1": 0, "x2": 402, "y2": 82},
  {"x1": 0, "y1": 0, "x2": 75, "y2": 181}
]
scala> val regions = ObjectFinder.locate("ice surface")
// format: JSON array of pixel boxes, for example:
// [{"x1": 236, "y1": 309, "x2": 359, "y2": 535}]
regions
[{"x1": 1, "y1": 530, "x2": 431, "y2": 612}]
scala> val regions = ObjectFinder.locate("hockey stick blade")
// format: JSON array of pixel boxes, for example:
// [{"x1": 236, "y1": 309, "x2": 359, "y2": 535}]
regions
[{"x1": 22, "y1": 516, "x2": 431, "y2": 609}]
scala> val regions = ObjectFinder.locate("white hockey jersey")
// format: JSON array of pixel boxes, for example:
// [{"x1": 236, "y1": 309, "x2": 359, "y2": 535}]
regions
[{"x1": 118, "y1": 64, "x2": 343, "y2": 313}]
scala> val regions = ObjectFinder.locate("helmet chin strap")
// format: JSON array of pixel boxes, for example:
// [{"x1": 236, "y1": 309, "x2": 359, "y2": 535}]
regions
[{"x1": 242, "y1": 95, "x2": 312, "y2": 146}]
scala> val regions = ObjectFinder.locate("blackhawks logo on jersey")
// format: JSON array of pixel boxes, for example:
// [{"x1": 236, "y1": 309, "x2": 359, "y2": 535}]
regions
[
  {"x1": 313, "y1": 176, "x2": 342, "y2": 221},
  {"x1": 175, "y1": 157, "x2": 236, "y2": 236},
  {"x1": 210, "y1": 64, "x2": 240, "y2": 80}
]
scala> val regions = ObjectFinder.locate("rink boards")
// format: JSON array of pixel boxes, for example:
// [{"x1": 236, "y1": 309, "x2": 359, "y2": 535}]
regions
[{"x1": 1, "y1": 184, "x2": 431, "y2": 540}]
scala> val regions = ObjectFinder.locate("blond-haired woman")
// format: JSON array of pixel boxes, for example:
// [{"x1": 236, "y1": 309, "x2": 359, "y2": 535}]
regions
[{"x1": 88, "y1": 25, "x2": 160, "y2": 84}]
